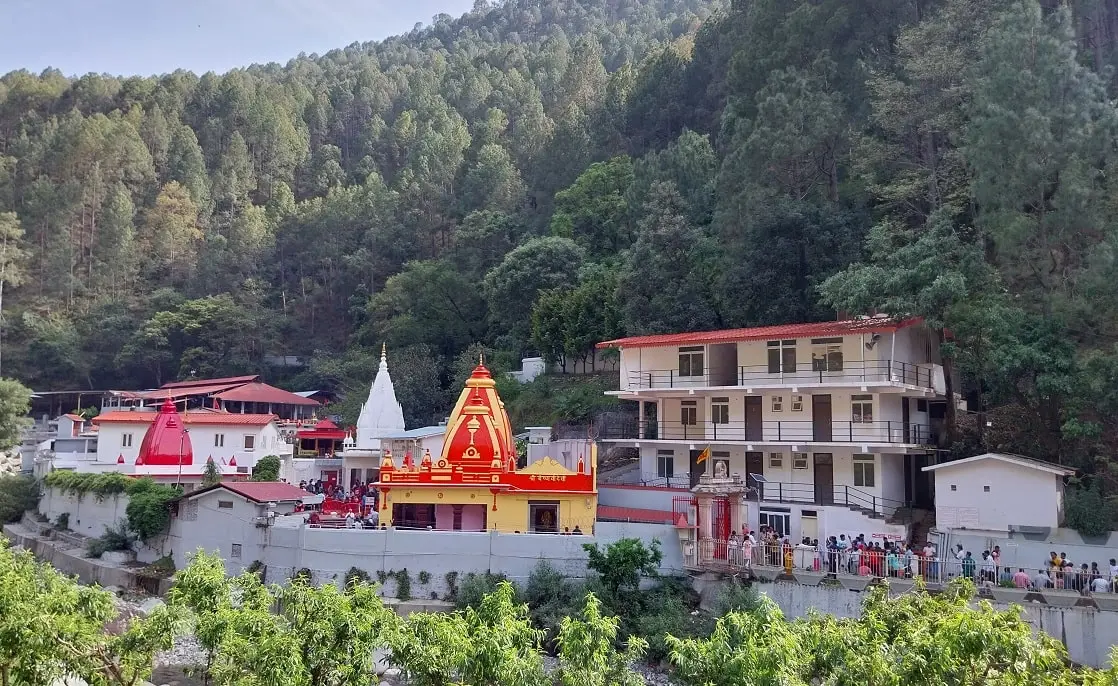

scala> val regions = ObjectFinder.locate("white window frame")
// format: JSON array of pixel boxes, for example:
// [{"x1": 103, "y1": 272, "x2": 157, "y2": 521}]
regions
[
  {"x1": 853, "y1": 453, "x2": 875, "y2": 488},
  {"x1": 771, "y1": 395, "x2": 783, "y2": 413},
  {"x1": 121, "y1": 433, "x2": 133, "y2": 448},
  {"x1": 214, "y1": 434, "x2": 225, "y2": 448},
  {"x1": 790, "y1": 395, "x2": 804, "y2": 412},
  {"x1": 243, "y1": 434, "x2": 255, "y2": 451},
  {"x1": 766, "y1": 340, "x2": 797, "y2": 374},
  {"x1": 656, "y1": 450, "x2": 675, "y2": 479},
  {"x1": 711, "y1": 397, "x2": 729, "y2": 425},
  {"x1": 851, "y1": 395, "x2": 873, "y2": 424},
  {"x1": 768, "y1": 452, "x2": 783, "y2": 468},
  {"x1": 680, "y1": 401, "x2": 698, "y2": 426},
  {"x1": 811, "y1": 337, "x2": 844, "y2": 372},
  {"x1": 678, "y1": 346, "x2": 705, "y2": 378},
  {"x1": 792, "y1": 452, "x2": 809, "y2": 470}
]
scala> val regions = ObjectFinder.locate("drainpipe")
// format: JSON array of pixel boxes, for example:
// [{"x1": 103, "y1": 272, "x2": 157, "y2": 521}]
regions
[{"x1": 889, "y1": 332, "x2": 897, "y2": 382}]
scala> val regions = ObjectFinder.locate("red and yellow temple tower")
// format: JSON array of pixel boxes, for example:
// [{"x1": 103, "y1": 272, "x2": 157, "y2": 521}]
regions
[{"x1": 376, "y1": 362, "x2": 597, "y2": 533}]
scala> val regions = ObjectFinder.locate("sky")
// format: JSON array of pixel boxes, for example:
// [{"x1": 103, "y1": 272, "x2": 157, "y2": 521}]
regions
[{"x1": 0, "y1": 0, "x2": 477, "y2": 77}]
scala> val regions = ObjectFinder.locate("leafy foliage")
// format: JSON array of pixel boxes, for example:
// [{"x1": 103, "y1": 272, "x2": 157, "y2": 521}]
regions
[
  {"x1": 249, "y1": 454, "x2": 280, "y2": 482},
  {"x1": 44, "y1": 471, "x2": 178, "y2": 541},
  {"x1": 0, "y1": 473, "x2": 39, "y2": 523}
]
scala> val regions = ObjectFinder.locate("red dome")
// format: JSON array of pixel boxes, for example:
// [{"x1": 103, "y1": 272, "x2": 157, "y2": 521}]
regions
[{"x1": 135, "y1": 398, "x2": 193, "y2": 466}]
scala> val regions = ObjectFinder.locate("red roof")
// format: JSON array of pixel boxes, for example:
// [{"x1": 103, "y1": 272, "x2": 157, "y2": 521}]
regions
[
  {"x1": 136, "y1": 398, "x2": 193, "y2": 466},
  {"x1": 162, "y1": 375, "x2": 260, "y2": 390},
  {"x1": 185, "y1": 481, "x2": 311, "y2": 504},
  {"x1": 596, "y1": 505, "x2": 676, "y2": 524},
  {"x1": 63, "y1": 413, "x2": 85, "y2": 422},
  {"x1": 296, "y1": 418, "x2": 347, "y2": 440},
  {"x1": 94, "y1": 410, "x2": 278, "y2": 426},
  {"x1": 597, "y1": 317, "x2": 922, "y2": 349},
  {"x1": 214, "y1": 382, "x2": 320, "y2": 406}
]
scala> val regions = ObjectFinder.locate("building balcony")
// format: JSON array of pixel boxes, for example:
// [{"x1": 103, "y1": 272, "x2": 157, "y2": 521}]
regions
[
  {"x1": 599, "y1": 419, "x2": 934, "y2": 447},
  {"x1": 620, "y1": 360, "x2": 936, "y2": 392}
]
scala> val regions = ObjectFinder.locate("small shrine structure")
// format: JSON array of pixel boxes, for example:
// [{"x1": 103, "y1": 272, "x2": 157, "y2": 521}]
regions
[{"x1": 376, "y1": 360, "x2": 597, "y2": 532}]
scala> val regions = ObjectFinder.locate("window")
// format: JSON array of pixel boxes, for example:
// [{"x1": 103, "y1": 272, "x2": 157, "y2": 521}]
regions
[
  {"x1": 916, "y1": 399, "x2": 929, "y2": 412},
  {"x1": 771, "y1": 395, "x2": 784, "y2": 412},
  {"x1": 811, "y1": 337, "x2": 844, "y2": 371},
  {"x1": 217, "y1": 500, "x2": 234, "y2": 509},
  {"x1": 851, "y1": 395, "x2": 873, "y2": 424},
  {"x1": 230, "y1": 543, "x2": 242, "y2": 559},
  {"x1": 983, "y1": 485, "x2": 991, "y2": 492},
  {"x1": 790, "y1": 395, "x2": 804, "y2": 412},
  {"x1": 678, "y1": 346, "x2": 705, "y2": 378},
  {"x1": 711, "y1": 397, "x2": 729, "y2": 424},
  {"x1": 853, "y1": 454, "x2": 875, "y2": 488},
  {"x1": 766, "y1": 340, "x2": 797, "y2": 373},
  {"x1": 680, "y1": 401, "x2": 697, "y2": 426},
  {"x1": 768, "y1": 452, "x2": 783, "y2": 468},
  {"x1": 657, "y1": 450, "x2": 675, "y2": 479},
  {"x1": 950, "y1": 484, "x2": 957, "y2": 491},
  {"x1": 121, "y1": 433, "x2": 133, "y2": 448},
  {"x1": 759, "y1": 508, "x2": 791, "y2": 537},
  {"x1": 214, "y1": 434, "x2": 225, "y2": 448},
  {"x1": 237, "y1": 466, "x2": 249, "y2": 474},
  {"x1": 452, "y1": 505, "x2": 464, "y2": 531},
  {"x1": 792, "y1": 452, "x2": 809, "y2": 469},
  {"x1": 244, "y1": 435, "x2": 255, "y2": 451}
]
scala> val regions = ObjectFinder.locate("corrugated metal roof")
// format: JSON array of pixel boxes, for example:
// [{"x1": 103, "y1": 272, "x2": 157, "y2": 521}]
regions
[
  {"x1": 214, "y1": 382, "x2": 321, "y2": 406},
  {"x1": 128, "y1": 383, "x2": 245, "y2": 400},
  {"x1": 597, "y1": 317, "x2": 922, "y2": 349},
  {"x1": 161, "y1": 375, "x2": 260, "y2": 389},
  {"x1": 94, "y1": 411, "x2": 278, "y2": 426},
  {"x1": 596, "y1": 505, "x2": 676, "y2": 524},
  {"x1": 184, "y1": 481, "x2": 310, "y2": 503},
  {"x1": 380, "y1": 426, "x2": 446, "y2": 439}
]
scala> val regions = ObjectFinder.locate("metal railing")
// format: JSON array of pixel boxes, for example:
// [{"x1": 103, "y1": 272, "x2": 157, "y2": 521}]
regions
[
  {"x1": 599, "y1": 419, "x2": 933, "y2": 445},
  {"x1": 745, "y1": 482, "x2": 911, "y2": 519},
  {"x1": 687, "y1": 542, "x2": 1118, "y2": 594},
  {"x1": 626, "y1": 360, "x2": 935, "y2": 390}
]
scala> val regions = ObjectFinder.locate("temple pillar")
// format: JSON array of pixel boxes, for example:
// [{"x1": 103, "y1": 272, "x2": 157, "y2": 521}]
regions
[{"x1": 697, "y1": 495, "x2": 713, "y2": 540}]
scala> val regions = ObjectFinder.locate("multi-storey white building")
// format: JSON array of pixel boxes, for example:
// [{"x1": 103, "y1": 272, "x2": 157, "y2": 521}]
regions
[{"x1": 597, "y1": 316, "x2": 951, "y2": 542}]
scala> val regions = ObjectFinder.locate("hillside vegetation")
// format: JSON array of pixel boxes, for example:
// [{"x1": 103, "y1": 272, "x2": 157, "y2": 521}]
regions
[{"x1": 5, "y1": 0, "x2": 1118, "y2": 505}]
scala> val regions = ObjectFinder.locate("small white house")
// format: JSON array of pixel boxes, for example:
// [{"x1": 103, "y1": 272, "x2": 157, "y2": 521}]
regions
[{"x1": 923, "y1": 453, "x2": 1075, "y2": 532}]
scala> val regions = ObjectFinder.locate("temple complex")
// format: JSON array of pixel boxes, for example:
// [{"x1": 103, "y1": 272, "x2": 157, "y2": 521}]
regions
[{"x1": 376, "y1": 360, "x2": 597, "y2": 532}]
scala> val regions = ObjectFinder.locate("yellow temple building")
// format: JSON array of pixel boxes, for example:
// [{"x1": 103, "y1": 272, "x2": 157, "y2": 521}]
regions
[{"x1": 376, "y1": 361, "x2": 598, "y2": 533}]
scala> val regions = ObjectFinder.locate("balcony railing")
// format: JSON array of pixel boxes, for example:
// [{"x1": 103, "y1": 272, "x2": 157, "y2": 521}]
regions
[
  {"x1": 748, "y1": 481, "x2": 912, "y2": 519},
  {"x1": 599, "y1": 419, "x2": 933, "y2": 445},
  {"x1": 625, "y1": 360, "x2": 934, "y2": 390}
]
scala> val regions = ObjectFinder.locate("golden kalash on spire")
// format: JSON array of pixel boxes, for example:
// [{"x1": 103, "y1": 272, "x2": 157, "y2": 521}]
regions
[{"x1": 375, "y1": 361, "x2": 597, "y2": 533}]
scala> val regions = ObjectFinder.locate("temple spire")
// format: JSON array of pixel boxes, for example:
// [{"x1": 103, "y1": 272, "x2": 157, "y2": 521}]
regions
[{"x1": 355, "y1": 342, "x2": 406, "y2": 450}]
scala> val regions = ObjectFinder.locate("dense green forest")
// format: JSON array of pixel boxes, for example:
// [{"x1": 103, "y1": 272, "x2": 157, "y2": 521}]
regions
[{"x1": 6, "y1": 0, "x2": 1118, "y2": 507}]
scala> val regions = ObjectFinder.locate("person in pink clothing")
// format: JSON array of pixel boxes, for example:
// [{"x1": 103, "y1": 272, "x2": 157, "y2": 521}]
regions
[{"x1": 1013, "y1": 568, "x2": 1031, "y2": 588}]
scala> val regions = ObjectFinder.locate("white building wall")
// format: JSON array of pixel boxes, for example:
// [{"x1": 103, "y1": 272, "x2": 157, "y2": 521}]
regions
[
  {"x1": 932, "y1": 461, "x2": 1064, "y2": 531},
  {"x1": 94, "y1": 420, "x2": 289, "y2": 475}
]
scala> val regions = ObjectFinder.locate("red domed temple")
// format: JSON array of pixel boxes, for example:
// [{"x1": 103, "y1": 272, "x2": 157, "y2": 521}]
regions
[{"x1": 376, "y1": 361, "x2": 597, "y2": 533}]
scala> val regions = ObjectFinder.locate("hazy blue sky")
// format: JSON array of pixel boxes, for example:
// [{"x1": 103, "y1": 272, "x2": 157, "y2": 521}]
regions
[{"x1": 0, "y1": 0, "x2": 477, "y2": 76}]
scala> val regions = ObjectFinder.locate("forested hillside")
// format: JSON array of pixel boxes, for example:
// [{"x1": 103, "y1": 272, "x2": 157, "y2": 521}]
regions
[{"x1": 6, "y1": 0, "x2": 1118, "y2": 511}]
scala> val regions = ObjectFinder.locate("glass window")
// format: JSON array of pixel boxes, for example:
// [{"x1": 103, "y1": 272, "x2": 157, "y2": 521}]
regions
[
  {"x1": 792, "y1": 452, "x2": 809, "y2": 469},
  {"x1": 790, "y1": 395, "x2": 804, "y2": 412},
  {"x1": 680, "y1": 401, "x2": 697, "y2": 426},
  {"x1": 768, "y1": 452, "x2": 783, "y2": 468},
  {"x1": 853, "y1": 454, "x2": 875, "y2": 488},
  {"x1": 851, "y1": 394, "x2": 873, "y2": 424},
  {"x1": 771, "y1": 395, "x2": 783, "y2": 412},
  {"x1": 766, "y1": 340, "x2": 797, "y2": 373},
  {"x1": 218, "y1": 500, "x2": 234, "y2": 509},
  {"x1": 214, "y1": 434, "x2": 225, "y2": 448},
  {"x1": 230, "y1": 543, "x2": 242, "y2": 559},
  {"x1": 811, "y1": 337, "x2": 844, "y2": 371},
  {"x1": 678, "y1": 346, "x2": 705, "y2": 378},
  {"x1": 121, "y1": 433, "x2": 132, "y2": 448},
  {"x1": 657, "y1": 450, "x2": 675, "y2": 479},
  {"x1": 759, "y1": 509, "x2": 791, "y2": 537},
  {"x1": 711, "y1": 397, "x2": 729, "y2": 424},
  {"x1": 244, "y1": 435, "x2": 255, "y2": 450}
]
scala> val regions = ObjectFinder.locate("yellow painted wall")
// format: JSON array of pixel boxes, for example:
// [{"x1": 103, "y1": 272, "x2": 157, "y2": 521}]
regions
[{"x1": 383, "y1": 487, "x2": 597, "y2": 533}]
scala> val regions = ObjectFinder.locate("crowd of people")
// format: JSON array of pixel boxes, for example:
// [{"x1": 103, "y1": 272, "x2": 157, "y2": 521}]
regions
[{"x1": 718, "y1": 528, "x2": 1118, "y2": 595}]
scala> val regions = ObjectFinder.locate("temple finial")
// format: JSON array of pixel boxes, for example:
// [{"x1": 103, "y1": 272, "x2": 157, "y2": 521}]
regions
[
  {"x1": 381, "y1": 342, "x2": 387, "y2": 360},
  {"x1": 479, "y1": 350, "x2": 485, "y2": 366}
]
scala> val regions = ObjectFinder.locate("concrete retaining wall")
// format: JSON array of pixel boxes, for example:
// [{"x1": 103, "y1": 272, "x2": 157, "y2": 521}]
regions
[{"x1": 757, "y1": 581, "x2": 1118, "y2": 669}]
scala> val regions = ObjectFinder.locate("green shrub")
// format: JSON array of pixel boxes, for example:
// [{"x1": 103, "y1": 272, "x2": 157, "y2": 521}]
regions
[
  {"x1": 417, "y1": 570, "x2": 431, "y2": 585},
  {"x1": 715, "y1": 578, "x2": 762, "y2": 616},
  {"x1": 345, "y1": 566, "x2": 371, "y2": 588},
  {"x1": 246, "y1": 559, "x2": 265, "y2": 579},
  {"x1": 54, "y1": 512, "x2": 69, "y2": 531},
  {"x1": 44, "y1": 471, "x2": 178, "y2": 541},
  {"x1": 456, "y1": 571, "x2": 509, "y2": 610},
  {"x1": 1065, "y1": 484, "x2": 1118, "y2": 537},
  {"x1": 443, "y1": 571, "x2": 459, "y2": 602},
  {"x1": 293, "y1": 567, "x2": 313, "y2": 583},
  {"x1": 0, "y1": 474, "x2": 40, "y2": 523},
  {"x1": 250, "y1": 455, "x2": 281, "y2": 481},
  {"x1": 394, "y1": 569, "x2": 412, "y2": 601},
  {"x1": 86, "y1": 520, "x2": 136, "y2": 559},
  {"x1": 523, "y1": 560, "x2": 582, "y2": 648}
]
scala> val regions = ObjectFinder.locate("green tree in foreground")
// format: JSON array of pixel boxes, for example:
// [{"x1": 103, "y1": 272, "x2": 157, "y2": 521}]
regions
[
  {"x1": 249, "y1": 454, "x2": 280, "y2": 482},
  {"x1": 0, "y1": 538, "x2": 185, "y2": 686},
  {"x1": 556, "y1": 593, "x2": 647, "y2": 686},
  {"x1": 0, "y1": 473, "x2": 38, "y2": 523},
  {"x1": 201, "y1": 458, "x2": 222, "y2": 487},
  {"x1": 668, "y1": 579, "x2": 1118, "y2": 686}
]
